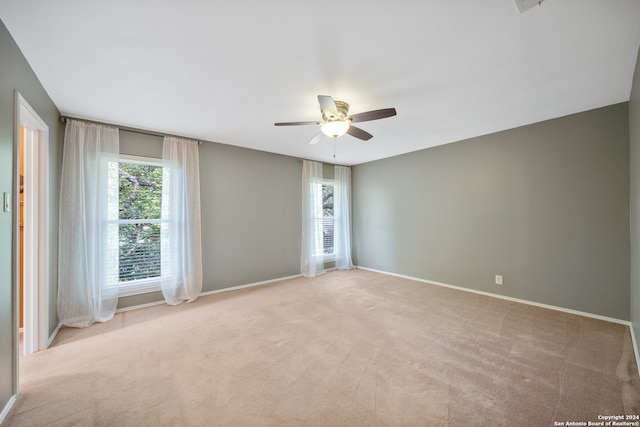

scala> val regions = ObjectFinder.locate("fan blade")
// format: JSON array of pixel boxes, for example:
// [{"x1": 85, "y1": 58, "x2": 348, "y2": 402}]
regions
[
  {"x1": 318, "y1": 95, "x2": 338, "y2": 116},
  {"x1": 308, "y1": 131, "x2": 324, "y2": 145},
  {"x1": 349, "y1": 108, "x2": 397, "y2": 123},
  {"x1": 347, "y1": 125, "x2": 373, "y2": 141},
  {"x1": 274, "y1": 121, "x2": 322, "y2": 126}
]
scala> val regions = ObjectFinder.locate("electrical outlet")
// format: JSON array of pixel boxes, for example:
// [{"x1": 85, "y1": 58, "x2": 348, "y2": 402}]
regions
[{"x1": 495, "y1": 275, "x2": 503, "y2": 286}]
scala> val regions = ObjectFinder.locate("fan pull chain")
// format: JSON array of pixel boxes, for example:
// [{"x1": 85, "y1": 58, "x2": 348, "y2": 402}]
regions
[{"x1": 333, "y1": 139, "x2": 337, "y2": 159}]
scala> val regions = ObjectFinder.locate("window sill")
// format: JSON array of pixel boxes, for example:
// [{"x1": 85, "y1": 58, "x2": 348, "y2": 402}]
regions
[{"x1": 118, "y1": 282, "x2": 162, "y2": 297}]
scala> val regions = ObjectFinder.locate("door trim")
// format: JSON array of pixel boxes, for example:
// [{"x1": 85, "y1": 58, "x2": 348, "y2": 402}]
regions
[{"x1": 13, "y1": 92, "x2": 49, "y2": 362}]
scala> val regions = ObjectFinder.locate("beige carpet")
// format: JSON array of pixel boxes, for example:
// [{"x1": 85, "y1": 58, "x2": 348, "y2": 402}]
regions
[{"x1": 5, "y1": 269, "x2": 640, "y2": 426}]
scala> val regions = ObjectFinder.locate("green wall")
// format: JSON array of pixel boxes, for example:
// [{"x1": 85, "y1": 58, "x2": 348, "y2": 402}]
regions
[
  {"x1": 0, "y1": 19, "x2": 62, "y2": 417},
  {"x1": 352, "y1": 103, "x2": 630, "y2": 320},
  {"x1": 116, "y1": 131, "x2": 302, "y2": 310},
  {"x1": 200, "y1": 143, "x2": 301, "y2": 290}
]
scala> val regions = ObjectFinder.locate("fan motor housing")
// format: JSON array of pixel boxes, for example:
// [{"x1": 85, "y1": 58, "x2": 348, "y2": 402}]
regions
[{"x1": 322, "y1": 100, "x2": 350, "y2": 121}]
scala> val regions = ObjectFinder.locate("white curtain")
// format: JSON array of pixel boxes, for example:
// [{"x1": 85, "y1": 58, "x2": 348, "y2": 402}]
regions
[
  {"x1": 161, "y1": 136, "x2": 203, "y2": 305},
  {"x1": 334, "y1": 165, "x2": 354, "y2": 270},
  {"x1": 58, "y1": 120, "x2": 120, "y2": 328},
  {"x1": 301, "y1": 160, "x2": 325, "y2": 277}
]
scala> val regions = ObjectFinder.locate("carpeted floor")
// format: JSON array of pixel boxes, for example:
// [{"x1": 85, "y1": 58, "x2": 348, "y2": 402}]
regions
[{"x1": 5, "y1": 269, "x2": 640, "y2": 426}]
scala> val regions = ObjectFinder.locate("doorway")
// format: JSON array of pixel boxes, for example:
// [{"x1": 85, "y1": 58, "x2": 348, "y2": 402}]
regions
[{"x1": 14, "y1": 92, "x2": 49, "y2": 356}]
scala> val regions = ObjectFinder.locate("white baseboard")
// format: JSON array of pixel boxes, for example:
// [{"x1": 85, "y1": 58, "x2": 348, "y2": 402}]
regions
[
  {"x1": 631, "y1": 323, "x2": 640, "y2": 378},
  {"x1": 356, "y1": 266, "x2": 630, "y2": 325},
  {"x1": 0, "y1": 395, "x2": 16, "y2": 425},
  {"x1": 47, "y1": 322, "x2": 63, "y2": 348},
  {"x1": 115, "y1": 273, "x2": 304, "y2": 314},
  {"x1": 115, "y1": 300, "x2": 166, "y2": 314},
  {"x1": 200, "y1": 274, "x2": 303, "y2": 297}
]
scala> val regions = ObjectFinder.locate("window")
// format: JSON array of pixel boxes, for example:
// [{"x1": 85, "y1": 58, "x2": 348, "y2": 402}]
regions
[
  {"x1": 321, "y1": 181, "x2": 335, "y2": 258},
  {"x1": 113, "y1": 155, "x2": 165, "y2": 295}
]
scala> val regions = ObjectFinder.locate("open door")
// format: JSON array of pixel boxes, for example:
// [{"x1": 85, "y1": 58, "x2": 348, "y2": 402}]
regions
[{"x1": 14, "y1": 92, "x2": 49, "y2": 356}]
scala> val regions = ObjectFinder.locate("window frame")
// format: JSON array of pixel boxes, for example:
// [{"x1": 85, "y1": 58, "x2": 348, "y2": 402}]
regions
[
  {"x1": 114, "y1": 154, "x2": 165, "y2": 297},
  {"x1": 320, "y1": 179, "x2": 336, "y2": 261}
]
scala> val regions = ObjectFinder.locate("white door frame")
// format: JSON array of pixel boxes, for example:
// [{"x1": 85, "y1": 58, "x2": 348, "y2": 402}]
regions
[{"x1": 14, "y1": 92, "x2": 49, "y2": 356}]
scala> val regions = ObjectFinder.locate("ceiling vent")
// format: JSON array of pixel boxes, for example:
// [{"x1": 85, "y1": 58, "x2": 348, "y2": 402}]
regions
[{"x1": 514, "y1": 0, "x2": 544, "y2": 13}]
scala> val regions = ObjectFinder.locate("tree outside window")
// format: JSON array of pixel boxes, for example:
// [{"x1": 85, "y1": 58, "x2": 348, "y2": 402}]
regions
[
  {"x1": 322, "y1": 182, "x2": 334, "y2": 256},
  {"x1": 117, "y1": 159, "x2": 163, "y2": 284}
]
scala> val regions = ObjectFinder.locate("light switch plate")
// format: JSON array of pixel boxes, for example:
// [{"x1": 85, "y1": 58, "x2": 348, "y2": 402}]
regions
[{"x1": 3, "y1": 192, "x2": 10, "y2": 213}]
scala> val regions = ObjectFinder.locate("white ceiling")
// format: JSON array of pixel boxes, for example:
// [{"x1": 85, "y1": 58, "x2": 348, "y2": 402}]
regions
[{"x1": 1, "y1": 0, "x2": 639, "y2": 165}]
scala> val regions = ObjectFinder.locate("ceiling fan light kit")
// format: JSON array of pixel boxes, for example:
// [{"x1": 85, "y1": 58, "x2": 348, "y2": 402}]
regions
[
  {"x1": 321, "y1": 120, "x2": 350, "y2": 138},
  {"x1": 275, "y1": 95, "x2": 397, "y2": 145}
]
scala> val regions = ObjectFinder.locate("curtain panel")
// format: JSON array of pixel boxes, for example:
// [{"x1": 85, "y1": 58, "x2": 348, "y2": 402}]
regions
[
  {"x1": 334, "y1": 165, "x2": 354, "y2": 270},
  {"x1": 301, "y1": 160, "x2": 325, "y2": 277},
  {"x1": 57, "y1": 120, "x2": 120, "y2": 328},
  {"x1": 161, "y1": 137, "x2": 203, "y2": 305}
]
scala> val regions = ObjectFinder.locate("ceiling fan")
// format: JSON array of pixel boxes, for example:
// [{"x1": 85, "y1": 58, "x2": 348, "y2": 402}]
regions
[{"x1": 275, "y1": 95, "x2": 397, "y2": 145}]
